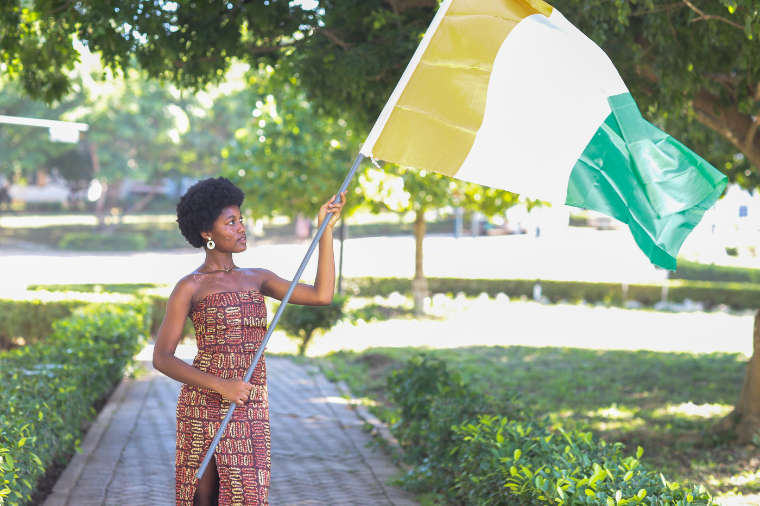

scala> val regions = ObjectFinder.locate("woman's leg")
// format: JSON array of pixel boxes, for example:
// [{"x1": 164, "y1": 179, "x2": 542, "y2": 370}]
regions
[{"x1": 193, "y1": 456, "x2": 219, "y2": 506}]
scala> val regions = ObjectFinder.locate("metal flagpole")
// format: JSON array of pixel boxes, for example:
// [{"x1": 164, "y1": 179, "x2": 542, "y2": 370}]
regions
[{"x1": 195, "y1": 153, "x2": 365, "y2": 479}]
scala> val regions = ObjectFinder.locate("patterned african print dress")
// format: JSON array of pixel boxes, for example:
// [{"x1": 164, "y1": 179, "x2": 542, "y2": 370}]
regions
[{"x1": 176, "y1": 290, "x2": 271, "y2": 506}]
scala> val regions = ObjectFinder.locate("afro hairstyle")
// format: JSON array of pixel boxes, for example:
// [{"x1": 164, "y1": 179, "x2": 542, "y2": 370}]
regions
[{"x1": 176, "y1": 177, "x2": 245, "y2": 248}]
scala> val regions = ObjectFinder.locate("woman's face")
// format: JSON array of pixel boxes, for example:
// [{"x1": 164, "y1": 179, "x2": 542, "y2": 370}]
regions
[{"x1": 203, "y1": 205, "x2": 247, "y2": 252}]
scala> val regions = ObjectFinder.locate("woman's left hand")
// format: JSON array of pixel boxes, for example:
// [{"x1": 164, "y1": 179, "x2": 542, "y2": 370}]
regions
[{"x1": 318, "y1": 191, "x2": 347, "y2": 228}]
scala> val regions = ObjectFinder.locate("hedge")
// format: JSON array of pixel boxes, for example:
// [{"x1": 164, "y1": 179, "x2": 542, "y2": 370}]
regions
[
  {"x1": 387, "y1": 356, "x2": 712, "y2": 506},
  {"x1": 58, "y1": 232, "x2": 147, "y2": 251},
  {"x1": 343, "y1": 277, "x2": 760, "y2": 311},
  {"x1": 0, "y1": 302, "x2": 149, "y2": 506},
  {"x1": 0, "y1": 300, "x2": 88, "y2": 350},
  {"x1": 672, "y1": 259, "x2": 760, "y2": 284},
  {"x1": 27, "y1": 283, "x2": 166, "y2": 295}
]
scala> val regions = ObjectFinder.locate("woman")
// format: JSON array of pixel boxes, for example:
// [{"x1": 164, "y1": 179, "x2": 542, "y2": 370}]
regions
[{"x1": 153, "y1": 177, "x2": 346, "y2": 506}]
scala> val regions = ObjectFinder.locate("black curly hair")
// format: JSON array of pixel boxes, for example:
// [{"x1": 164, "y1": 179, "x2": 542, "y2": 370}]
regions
[{"x1": 176, "y1": 177, "x2": 245, "y2": 248}]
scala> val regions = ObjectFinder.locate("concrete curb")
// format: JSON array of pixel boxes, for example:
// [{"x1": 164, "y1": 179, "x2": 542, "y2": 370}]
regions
[
  {"x1": 314, "y1": 362, "x2": 411, "y2": 472},
  {"x1": 42, "y1": 378, "x2": 132, "y2": 506}
]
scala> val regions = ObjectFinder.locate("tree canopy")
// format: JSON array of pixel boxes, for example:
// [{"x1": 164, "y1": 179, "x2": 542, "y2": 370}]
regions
[
  {"x1": 3, "y1": 0, "x2": 759, "y2": 188},
  {"x1": 220, "y1": 68, "x2": 364, "y2": 220}
]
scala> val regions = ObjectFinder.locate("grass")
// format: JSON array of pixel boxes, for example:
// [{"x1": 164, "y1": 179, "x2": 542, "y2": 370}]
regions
[{"x1": 318, "y1": 344, "x2": 760, "y2": 501}]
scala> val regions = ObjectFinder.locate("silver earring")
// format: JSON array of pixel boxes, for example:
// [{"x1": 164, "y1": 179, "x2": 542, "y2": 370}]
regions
[{"x1": 207, "y1": 238, "x2": 215, "y2": 250}]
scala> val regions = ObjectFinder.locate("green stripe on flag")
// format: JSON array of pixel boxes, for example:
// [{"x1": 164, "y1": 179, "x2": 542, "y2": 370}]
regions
[
  {"x1": 608, "y1": 93, "x2": 724, "y2": 218},
  {"x1": 565, "y1": 108, "x2": 726, "y2": 270}
]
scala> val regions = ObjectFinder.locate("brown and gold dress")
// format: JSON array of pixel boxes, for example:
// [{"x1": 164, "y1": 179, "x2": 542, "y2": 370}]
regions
[{"x1": 175, "y1": 290, "x2": 271, "y2": 506}]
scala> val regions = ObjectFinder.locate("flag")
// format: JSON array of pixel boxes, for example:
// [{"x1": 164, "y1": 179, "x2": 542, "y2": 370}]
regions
[{"x1": 360, "y1": 0, "x2": 727, "y2": 270}]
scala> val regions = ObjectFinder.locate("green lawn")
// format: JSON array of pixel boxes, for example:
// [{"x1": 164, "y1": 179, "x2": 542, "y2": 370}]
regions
[{"x1": 319, "y1": 344, "x2": 760, "y2": 501}]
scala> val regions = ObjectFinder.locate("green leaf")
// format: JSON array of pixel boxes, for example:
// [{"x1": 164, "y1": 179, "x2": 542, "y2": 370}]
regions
[
  {"x1": 514, "y1": 449, "x2": 521, "y2": 461},
  {"x1": 636, "y1": 446, "x2": 643, "y2": 459}
]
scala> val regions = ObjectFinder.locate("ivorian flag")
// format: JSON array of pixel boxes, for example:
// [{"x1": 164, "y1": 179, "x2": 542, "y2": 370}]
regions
[{"x1": 360, "y1": 0, "x2": 727, "y2": 270}]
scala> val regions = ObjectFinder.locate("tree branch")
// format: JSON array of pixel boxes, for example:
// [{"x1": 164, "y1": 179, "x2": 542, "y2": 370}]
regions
[
  {"x1": 681, "y1": 0, "x2": 745, "y2": 29},
  {"x1": 314, "y1": 28, "x2": 353, "y2": 50},
  {"x1": 747, "y1": 118, "x2": 760, "y2": 151},
  {"x1": 383, "y1": 0, "x2": 438, "y2": 14},
  {"x1": 46, "y1": 0, "x2": 74, "y2": 16},
  {"x1": 691, "y1": 89, "x2": 760, "y2": 169}
]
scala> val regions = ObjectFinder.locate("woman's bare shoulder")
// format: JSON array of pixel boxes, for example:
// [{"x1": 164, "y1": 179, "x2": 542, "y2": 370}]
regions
[{"x1": 171, "y1": 272, "x2": 210, "y2": 300}]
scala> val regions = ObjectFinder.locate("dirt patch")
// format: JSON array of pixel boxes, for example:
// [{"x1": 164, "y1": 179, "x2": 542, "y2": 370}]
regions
[{"x1": 356, "y1": 352, "x2": 396, "y2": 369}]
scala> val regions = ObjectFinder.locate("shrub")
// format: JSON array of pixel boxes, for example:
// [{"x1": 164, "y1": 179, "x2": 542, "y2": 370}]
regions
[
  {"x1": 278, "y1": 296, "x2": 346, "y2": 355},
  {"x1": 0, "y1": 302, "x2": 149, "y2": 506},
  {"x1": 672, "y1": 259, "x2": 760, "y2": 284},
  {"x1": 387, "y1": 356, "x2": 522, "y2": 494},
  {"x1": 27, "y1": 283, "x2": 166, "y2": 295},
  {"x1": 0, "y1": 300, "x2": 88, "y2": 350},
  {"x1": 386, "y1": 356, "x2": 713, "y2": 506},
  {"x1": 454, "y1": 415, "x2": 711, "y2": 506},
  {"x1": 58, "y1": 232, "x2": 147, "y2": 251},
  {"x1": 343, "y1": 277, "x2": 760, "y2": 311}
]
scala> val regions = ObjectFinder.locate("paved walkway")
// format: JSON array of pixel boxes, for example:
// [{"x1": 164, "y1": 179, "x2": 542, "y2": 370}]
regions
[{"x1": 42, "y1": 357, "x2": 418, "y2": 506}]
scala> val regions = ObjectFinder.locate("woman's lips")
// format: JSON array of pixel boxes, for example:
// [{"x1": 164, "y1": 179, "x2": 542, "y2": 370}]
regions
[{"x1": 238, "y1": 236, "x2": 247, "y2": 243}]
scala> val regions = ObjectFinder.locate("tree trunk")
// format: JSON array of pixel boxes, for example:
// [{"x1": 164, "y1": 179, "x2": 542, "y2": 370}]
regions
[
  {"x1": 104, "y1": 180, "x2": 163, "y2": 233},
  {"x1": 690, "y1": 89, "x2": 760, "y2": 170},
  {"x1": 85, "y1": 140, "x2": 110, "y2": 230},
  {"x1": 713, "y1": 309, "x2": 760, "y2": 444},
  {"x1": 412, "y1": 208, "x2": 428, "y2": 315},
  {"x1": 298, "y1": 330, "x2": 314, "y2": 356},
  {"x1": 94, "y1": 182, "x2": 109, "y2": 230}
]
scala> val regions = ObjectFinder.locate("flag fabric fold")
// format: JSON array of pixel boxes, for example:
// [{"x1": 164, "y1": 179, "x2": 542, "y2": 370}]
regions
[{"x1": 360, "y1": 0, "x2": 727, "y2": 270}]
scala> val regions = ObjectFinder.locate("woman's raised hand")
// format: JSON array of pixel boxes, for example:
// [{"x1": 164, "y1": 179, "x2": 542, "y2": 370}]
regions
[
  {"x1": 218, "y1": 377, "x2": 255, "y2": 406},
  {"x1": 318, "y1": 191, "x2": 347, "y2": 228}
]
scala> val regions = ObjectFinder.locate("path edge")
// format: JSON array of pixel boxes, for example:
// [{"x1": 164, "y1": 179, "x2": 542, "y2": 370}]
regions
[{"x1": 314, "y1": 360, "x2": 411, "y2": 472}]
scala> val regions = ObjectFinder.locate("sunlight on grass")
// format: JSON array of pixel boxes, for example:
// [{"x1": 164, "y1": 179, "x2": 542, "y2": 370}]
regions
[{"x1": 654, "y1": 402, "x2": 733, "y2": 420}]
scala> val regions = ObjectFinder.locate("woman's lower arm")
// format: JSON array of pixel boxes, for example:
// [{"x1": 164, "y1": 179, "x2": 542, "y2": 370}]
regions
[
  {"x1": 313, "y1": 227, "x2": 336, "y2": 304},
  {"x1": 153, "y1": 353, "x2": 222, "y2": 392}
]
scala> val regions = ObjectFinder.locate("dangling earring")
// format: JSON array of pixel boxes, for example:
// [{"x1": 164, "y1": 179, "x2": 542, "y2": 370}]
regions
[{"x1": 206, "y1": 238, "x2": 215, "y2": 250}]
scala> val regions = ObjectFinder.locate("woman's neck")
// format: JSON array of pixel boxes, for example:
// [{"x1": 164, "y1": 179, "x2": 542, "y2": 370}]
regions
[{"x1": 203, "y1": 253, "x2": 236, "y2": 271}]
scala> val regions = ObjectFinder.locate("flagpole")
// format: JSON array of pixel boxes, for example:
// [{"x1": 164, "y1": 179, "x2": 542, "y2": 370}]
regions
[{"x1": 195, "y1": 153, "x2": 365, "y2": 479}]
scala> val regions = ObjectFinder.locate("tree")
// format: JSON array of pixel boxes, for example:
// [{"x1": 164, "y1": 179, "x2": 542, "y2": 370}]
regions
[
  {"x1": 220, "y1": 67, "x2": 367, "y2": 222},
  {"x1": 361, "y1": 165, "x2": 524, "y2": 313},
  {"x1": 0, "y1": 54, "x2": 253, "y2": 228},
  {"x1": 7, "y1": 0, "x2": 760, "y2": 441},
  {"x1": 277, "y1": 296, "x2": 345, "y2": 355}
]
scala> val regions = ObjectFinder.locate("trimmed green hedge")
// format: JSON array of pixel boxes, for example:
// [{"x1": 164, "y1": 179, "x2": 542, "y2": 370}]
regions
[
  {"x1": 27, "y1": 283, "x2": 166, "y2": 295},
  {"x1": 0, "y1": 300, "x2": 88, "y2": 350},
  {"x1": 58, "y1": 232, "x2": 147, "y2": 251},
  {"x1": 344, "y1": 277, "x2": 760, "y2": 311},
  {"x1": 387, "y1": 356, "x2": 712, "y2": 506},
  {"x1": 0, "y1": 302, "x2": 149, "y2": 506},
  {"x1": 672, "y1": 260, "x2": 760, "y2": 284}
]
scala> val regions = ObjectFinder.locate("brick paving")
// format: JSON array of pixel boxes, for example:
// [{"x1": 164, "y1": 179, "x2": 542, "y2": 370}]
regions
[{"x1": 43, "y1": 356, "x2": 418, "y2": 506}]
